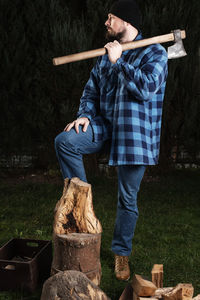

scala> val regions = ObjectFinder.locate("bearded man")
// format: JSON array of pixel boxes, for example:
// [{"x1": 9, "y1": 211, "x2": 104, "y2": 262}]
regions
[{"x1": 55, "y1": 0, "x2": 168, "y2": 281}]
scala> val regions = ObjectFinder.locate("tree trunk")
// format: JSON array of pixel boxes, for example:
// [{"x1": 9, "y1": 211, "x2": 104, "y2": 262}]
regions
[
  {"x1": 51, "y1": 177, "x2": 102, "y2": 285},
  {"x1": 51, "y1": 233, "x2": 101, "y2": 286}
]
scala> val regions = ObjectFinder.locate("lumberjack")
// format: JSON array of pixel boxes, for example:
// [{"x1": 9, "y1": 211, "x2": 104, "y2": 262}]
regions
[{"x1": 54, "y1": 0, "x2": 186, "y2": 281}]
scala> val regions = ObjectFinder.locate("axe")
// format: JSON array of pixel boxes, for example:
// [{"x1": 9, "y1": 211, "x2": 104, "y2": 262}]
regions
[{"x1": 53, "y1": 29, "x2": 187, "y2": 66}]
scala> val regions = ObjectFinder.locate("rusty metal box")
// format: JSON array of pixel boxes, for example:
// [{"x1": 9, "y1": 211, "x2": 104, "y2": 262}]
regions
[{"x1": 0, "y1": 238, "x2": 52, "y2": 292}]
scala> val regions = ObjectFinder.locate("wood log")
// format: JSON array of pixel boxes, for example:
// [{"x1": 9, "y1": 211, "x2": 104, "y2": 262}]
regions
[
  {"x1": 41, "y1": 270, "x2": 110, "y2": 300},
  {"x1": 132, "y1": 288, "x2": 174, "y2": 300},
  {"x1": 133, "y1": 291, "x2": 139, "y2": 300},
  {"x1": 132, "y1": 274, "x2": 157, "y2": 297},
  {"x1": 193, "y1": 295, "x2": 200, "y2": 300},
  {"x1": 51, "y1": 233, "x2": 101, "y2": 286},
  {"x1": 155, "y1": 288, "x2": 174, "y2": 299},
  {"x1": 162, "y1": 284, "x2": 194, "y2": 300},
  {"x1": 132, "y1": 287, "x2": 174, "y2": 300},
  {"x1": 53, "y1": 177, "x2": 102, "y2": 235},
  {"x1": 119, "y1": 284, "x2": 134, "y2": 300},
  {"x1": 136, "y1": 297, "x2": 158, "y2": 300},
  {"x1": 151, "y1": 264, "x2": 164, "y2": 288}
]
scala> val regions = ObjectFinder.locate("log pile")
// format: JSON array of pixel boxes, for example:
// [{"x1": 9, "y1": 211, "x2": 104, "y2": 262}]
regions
[{"x1": 119, "y1": 264, "x2": 198, "y2": 300}]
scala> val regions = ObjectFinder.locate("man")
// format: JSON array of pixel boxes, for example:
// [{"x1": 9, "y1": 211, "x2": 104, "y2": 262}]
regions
[{"x1": 55, "y1": 0, "x2": 168, "y2": 281}]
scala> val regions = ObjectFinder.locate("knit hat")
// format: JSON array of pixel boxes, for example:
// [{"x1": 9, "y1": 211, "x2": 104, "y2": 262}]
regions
[{"x1": 109, "y1": 0, "x2": 141, "y2": 31}]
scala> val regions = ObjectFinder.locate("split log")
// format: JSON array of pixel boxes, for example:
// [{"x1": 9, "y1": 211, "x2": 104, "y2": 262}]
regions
[
  {"x1": 135, "y1": 296, "x2": 158, "y2": 300},
  {"x1": 119, "y1": 284, "x2": 134, "y2": 300},
  {"x1": 155, "y1": 288, "x2": 174, "y2": 299},
  {"x1": 133, "y1": 288, "x2": 173, "y2": 300},
  {"x1": 193, "y1": 295, "x2": 200, "y2": 300},
  {"x1": 53, "y1": 177, "x2": 102, "y2": 235},
  {"x1": 132, "y1": 274, "x2": 157, "y2": 297},
  {"x1": 51, "y1": 233, "x2": 101, "y2": 286},
  {"x1": 119, "y1": 285, "x2": 158, "y2": 300},
  {"x1": 162, "y1": 284, "x2": 194, "y2": 300},
  {"x1": 151, "y1": 264, "x2": 163, "y2": 288},
  {"x1": 41, "y1": 270, "x2": 110, "y2": 300}
]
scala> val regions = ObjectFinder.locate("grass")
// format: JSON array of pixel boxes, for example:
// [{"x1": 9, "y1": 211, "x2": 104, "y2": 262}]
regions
[{"x1": 0, "y1": 168, "x2": 200, "y2": 299}]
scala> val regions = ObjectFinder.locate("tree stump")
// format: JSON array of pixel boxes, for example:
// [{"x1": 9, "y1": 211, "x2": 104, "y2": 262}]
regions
[
  {"x1": 51, "y1": 178, "x2": 102, "y2": 285},
  {"x1": 53, "y1": 177, "x2": 102, "y2": 235},
  {"x1": 41, "y1": 270, "x2": 110, "y2": 300},
  {"x1": 51, "y1": 233, "x2": 101, "y2": 286}
]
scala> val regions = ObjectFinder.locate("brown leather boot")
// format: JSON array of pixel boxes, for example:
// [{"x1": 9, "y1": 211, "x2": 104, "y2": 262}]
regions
[{"x1": 114, "y1": 254, "x2": 130, "y2": 281}]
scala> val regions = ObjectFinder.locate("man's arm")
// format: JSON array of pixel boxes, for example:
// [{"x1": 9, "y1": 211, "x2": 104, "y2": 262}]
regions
[
  {"x1": 64, "y1": 63, "x2": 100, "y2": 133},
  {"x1": 77, "y1": 65, "x2": 100, "y2": 120},
  {"x1": 104, "y1": 40, "x2": 168, "y2": 101}
]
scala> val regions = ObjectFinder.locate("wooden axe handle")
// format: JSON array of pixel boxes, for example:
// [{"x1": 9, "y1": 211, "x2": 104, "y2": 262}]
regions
[{"x1": 53, "y1": 30, "x2": 186, "y2": 66}]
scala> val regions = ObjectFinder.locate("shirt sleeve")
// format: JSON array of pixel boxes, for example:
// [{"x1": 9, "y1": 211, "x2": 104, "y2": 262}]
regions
[
  {"x1": 112, "y1": 45, "x2": 168, "y2": 101},
  {"x1": 77, "y1": 62, "x2": 100, "y2": 120}
]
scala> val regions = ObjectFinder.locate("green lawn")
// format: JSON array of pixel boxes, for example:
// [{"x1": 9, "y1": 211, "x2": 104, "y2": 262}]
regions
[{"x1": 0, "y1": 169, "x2": 200, "y2": 299}]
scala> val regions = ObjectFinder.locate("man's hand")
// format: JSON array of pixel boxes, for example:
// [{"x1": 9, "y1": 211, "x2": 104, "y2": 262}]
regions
[
  {"x1": 104, "y1": 40, "x2": 122, "y2": 64},
  {"x1": 64, "y1": 117, "x2": 90, "y2": 133}
]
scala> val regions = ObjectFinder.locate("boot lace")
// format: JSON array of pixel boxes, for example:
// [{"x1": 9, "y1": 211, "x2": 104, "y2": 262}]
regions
[{"x1": 115, "y1": 255, "x2": 129, "y2": 272}]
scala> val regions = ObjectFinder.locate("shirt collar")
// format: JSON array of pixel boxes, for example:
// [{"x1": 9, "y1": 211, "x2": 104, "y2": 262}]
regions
[{"x1": 135, "y1": 32, "x2": 143, "y2": 41}]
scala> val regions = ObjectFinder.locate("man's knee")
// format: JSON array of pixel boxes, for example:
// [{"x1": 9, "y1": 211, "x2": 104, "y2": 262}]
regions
[
  {"x1": 55, "y1": 131, "x2": 71, "y2": 151},
  {"x1": 55, "y1": 129, "x2": 82, "y2": 152}
]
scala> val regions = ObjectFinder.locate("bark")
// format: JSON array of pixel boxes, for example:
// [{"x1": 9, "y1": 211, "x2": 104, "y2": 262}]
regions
[
  {"x1": 51, "y1": 233, "x2": 101, "y2": 286},
  {"x1": 41, "y1": 270, "x2": 110, "y2": 300}
]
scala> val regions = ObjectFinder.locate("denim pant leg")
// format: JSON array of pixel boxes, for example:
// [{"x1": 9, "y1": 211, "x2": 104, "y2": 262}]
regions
[
  {"x1": 111, "y1": 165, "x2": 146, "y2": 256},
  {"x1": 54, "y1": 124, "x2": 106, "y2": 182}
]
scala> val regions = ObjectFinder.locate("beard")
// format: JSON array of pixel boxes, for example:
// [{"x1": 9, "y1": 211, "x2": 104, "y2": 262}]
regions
[{"x1": 105, "y1": 28, "x2": 126, "y2": 42}]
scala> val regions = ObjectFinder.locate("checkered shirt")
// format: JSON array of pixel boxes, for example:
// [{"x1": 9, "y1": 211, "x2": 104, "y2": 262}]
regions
[{"x1": 77, "y1": 34, "x2": 168, "y2": 166}]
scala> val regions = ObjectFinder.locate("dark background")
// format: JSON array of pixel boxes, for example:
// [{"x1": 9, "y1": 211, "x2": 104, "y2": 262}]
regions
[{"x1": 1, "y1": 0, "x2": 200, "y2": 172}]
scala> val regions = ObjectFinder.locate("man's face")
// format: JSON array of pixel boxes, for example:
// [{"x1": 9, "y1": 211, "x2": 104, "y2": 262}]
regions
[{"x1": 105, "y1": 14, "x2": 126, "y2": 42}]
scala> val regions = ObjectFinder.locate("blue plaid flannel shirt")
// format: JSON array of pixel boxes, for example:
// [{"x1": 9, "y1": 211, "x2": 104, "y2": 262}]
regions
[{"x1": 77, "y1": 34, "x2": 168, "y2": 166}]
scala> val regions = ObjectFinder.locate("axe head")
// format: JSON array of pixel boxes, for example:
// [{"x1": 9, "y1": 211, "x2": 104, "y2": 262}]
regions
[{"x1": 168, "y1": 29, "x2": 187, "y2": 59}]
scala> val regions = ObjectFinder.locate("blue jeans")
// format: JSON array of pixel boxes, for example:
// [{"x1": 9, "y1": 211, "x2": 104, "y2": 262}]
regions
[{"x1": 55, "y1": 125, "x2": 146, "y2": 256}]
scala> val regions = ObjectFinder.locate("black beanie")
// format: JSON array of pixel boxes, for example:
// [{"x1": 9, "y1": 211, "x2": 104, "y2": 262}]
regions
[{"x1": 109, "y1": 0, "x2": 141, "y2": 31}]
